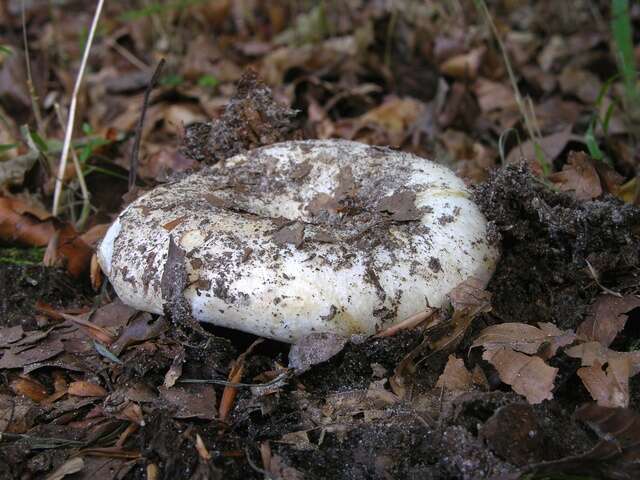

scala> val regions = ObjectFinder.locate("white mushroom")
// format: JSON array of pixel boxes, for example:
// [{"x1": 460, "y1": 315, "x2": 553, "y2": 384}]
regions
[{"x1": 98, "y1": 140, "x2": 499, "y2": 342}]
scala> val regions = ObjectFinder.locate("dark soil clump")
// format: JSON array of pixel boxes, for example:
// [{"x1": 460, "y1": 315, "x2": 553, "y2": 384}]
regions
[
  {"x1": 0, "y1": 260, "x2": 88, "y2": 329},
  {"x1": 474, "y1": 163, "x2": 640, "y2": 330}
]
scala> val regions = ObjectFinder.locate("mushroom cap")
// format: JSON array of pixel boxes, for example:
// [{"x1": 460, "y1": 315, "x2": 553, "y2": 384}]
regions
[{"x1": 98, "y1": 140, "x2": 499, "y2": 342}]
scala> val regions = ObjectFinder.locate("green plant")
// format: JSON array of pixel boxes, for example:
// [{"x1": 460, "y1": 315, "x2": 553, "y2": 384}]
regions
[
  {"x1": 0, "y1": 45, "x2": 12, "y2": 55},
  {"x1": 118, "y1": 0, "x2": 207, "y2": 21},
  {"x1": 611, "y1": 0, "x2": 639, "y2": 121},
  {"x1": 160, "y1": 73, "x2": 184, "y2": 87},
  {"x1": 197, "y1": 74, "x2": 219, "y2": 89}
]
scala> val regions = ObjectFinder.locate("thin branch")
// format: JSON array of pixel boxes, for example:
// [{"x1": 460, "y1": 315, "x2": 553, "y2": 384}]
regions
[
  {"x1": 128, "y1": 57, "x2": 165, "y2": 191},
  {"x1": 21, "y1": 0, "x2": 44, "y2": 134},
  {"x1": 54, "y1": 103, "x2": 91, "y2": 230},
  {"x1": 52, "y1": 0, "x2": 105, "y2": 217}
]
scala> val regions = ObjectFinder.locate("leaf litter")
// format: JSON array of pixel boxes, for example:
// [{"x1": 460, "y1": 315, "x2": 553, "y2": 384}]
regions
[{"x1": 2, "y1": 2, "x2": 640, "y2": 479}]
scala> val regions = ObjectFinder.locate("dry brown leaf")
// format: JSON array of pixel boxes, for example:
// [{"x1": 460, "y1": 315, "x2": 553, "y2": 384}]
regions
[
  {"x1": 549, "y1": 151, "x2": 603, "y2": 201},
  {"x1": 559, "y1": 66, "x2": 602, "y2": 104},
  {"x1": 483, "y1": 347, "x2": 557, "y2": 404},
  {"x1": 10, "y1": 376, "x2": 49, "y2": 402},
  {"x1": 0, "y1": 196, "x2": 55, "y2": 246},
  {"x1": 435, "y1": 355, "x2": 473, "y2": 392},
  {"x1": 473, "y1": 78, "x2": 518, "y2": 113},
  {"x1": 506, "y1": 125, "x2": 573, "y2": 166},
  {"x1": 354, "y1": 96, "x2": 425, "y2": 146},
  {"x1": 472, "y1": 322, "x2": 575, "y2": 358},
  {"x1": 45, "y1": 456, "x2": 84, "y2": 480},
  {"x1": 439, "y1": 47, "x2": 486, "y2": 80},
  {"x1": 61, "y1": 312, "x2": 117, "y2": 345},
  {"x1": 565, "y1": 341, "x2": 640, "y2": 375},
  {"x1": 68, "y1": 381, "x2": 108, "y2": 397},
  {"x1": 577, "y1": 358, "x2": 630, "y2": 408},
  {"x1": 0, "y1": 336, "x2": 65, "y2": 369},
  {"x1": 577, "y1": 294, "x2": 640, "y2": 347},
  {"x1": 288, "y1": 333, "x2": 348, "y2": 373}
]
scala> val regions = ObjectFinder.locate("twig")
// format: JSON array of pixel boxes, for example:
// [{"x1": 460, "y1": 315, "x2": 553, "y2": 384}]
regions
[
  {"x1": 52, "y1": 0, "x2": 105, "y2": 217},
  {"x1": 21, "y1": 1, "x2": 44, "y2": 134},
  {"x1": 54, "y1": 103, "x2": 91, "y2": 230},
  {"x1": 128, "y1": 58, "x2": 165, "y2": 191},
  {"x1": 375, "y1": 308, "x2": 435, "y2": 338}
]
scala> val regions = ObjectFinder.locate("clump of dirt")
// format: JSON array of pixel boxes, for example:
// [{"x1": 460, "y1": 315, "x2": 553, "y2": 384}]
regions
[
  {"x1": 473, "y1": 163, "x2": 640, "y2": 330},
  {"x1": 0, "y1": 261, "x2": 89, "y2": 329},
  {"x1": 182, "y1": 69, "x2": 301, "y2": 164}
]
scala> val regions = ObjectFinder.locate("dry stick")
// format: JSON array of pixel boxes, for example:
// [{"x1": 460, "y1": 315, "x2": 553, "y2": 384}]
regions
[
  {"x1": 52, "y1": 0, "x2": 105, "y2": 217},
  {"x1": 21, "y1": 0, "x2": 44, "y2": 134},
  {"x1": 54, "y1": 103, "x2": 91, "y2": 229},
  {"x1": 128, "y1": 58, "x2": 165, "y2": 191}
]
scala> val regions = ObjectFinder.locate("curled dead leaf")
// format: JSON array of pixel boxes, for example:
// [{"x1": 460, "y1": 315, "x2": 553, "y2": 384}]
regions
[
  {"x1": 68, "y1": 381, "x2": 108, "y2": 397},
  {"x1": 472, "y1": 322, "x2": 575, "y2": 359},
  {"x1": 482, "y1": 347, "x2": 557, "y2": 404},
  {"x1": 577, "y1": 294, "x2": 640, "y2": 347}
]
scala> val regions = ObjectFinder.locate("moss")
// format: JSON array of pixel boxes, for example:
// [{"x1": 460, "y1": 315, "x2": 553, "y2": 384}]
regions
[{"x1": 0, "y1": 247, "x2": 45, "y2": 266}]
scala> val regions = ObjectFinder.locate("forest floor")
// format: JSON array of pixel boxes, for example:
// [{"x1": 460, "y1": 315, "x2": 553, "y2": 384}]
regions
[{"x1": 1, "y1": 1, "x2": 640, "y2": 479}]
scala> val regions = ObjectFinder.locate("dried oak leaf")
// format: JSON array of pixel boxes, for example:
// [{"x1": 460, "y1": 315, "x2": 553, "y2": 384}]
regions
[
  {"x1": 549, "y1": 151, "x2": 603, "y2": 201},
  {"x1": 577, "y1": 294, "x2": 640, "y2": 347},
  {"x1": 482, "y1": 347, "x2": 558, "y2": 404},
  {"x1": 440, "y1": 47, "x2": 486, "y2": 80},
  {"x1": 472, "y1": 322, "x2": 575, "y2": 359},
  {"x1": 565, "y1": 341, "x2": 640, "y2": 375},
  {"x1": 288, "y1": 332, "x2": 348, "y2": 373},
  {"x1": 435, "y1": 354, "x2": 474, "y2": 392},
  {"x1": 506, "y1": 125, "x2": 572, "y2": 166},
  {"x1": 566, "y1": 341, "x2": 640, "y2": 407},
  {"x1": 68, "y1": 380, "x2": 108, "y2": 398},
  {"x1": 577, "y1": 359, "x2": 630, "y2": 408}
]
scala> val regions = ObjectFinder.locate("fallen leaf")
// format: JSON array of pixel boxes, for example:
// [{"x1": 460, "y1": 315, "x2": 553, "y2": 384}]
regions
[
  {"x1": 0, "y1": 337, "x2": 64, "y2": 369},
  {"x1": 549, "y1": 151, "x2": 603, "y2": 201},
  {"x1": 110, "y1": 314, "x2": 167, "y2": 355},
  {"x1": 288, "y1": 332, "x2": 348, "y2": 373},
  {"x1": 482, "y1": 347, "x2": 557, "y2": 404},
  {"x1": 45, "y1": 457, "x2": 84, "y2": 480},
  {"x1": 0, "y1": 325, "x2": 24, "y2": 347},
  {"x1": 0, "y1": 196, "x2": 54, "y2": 246},
  {"x1": 163, "y1": 348, "x2": 185, "y2": 388},
  {"x1": 68, "y1": 381, "x2": 108, "y2": 397},
  {"x1": 439, "y1": 47, "x2": 486, "y2": 80},
  {"x1": 565, "y1": 341, "x2": 640, "y2": 375},
  {"x1": 435, "y1": 355, "x2": 473, "y2": 392},
  {"x1": 559, "y1": 66, "x2": 602, "y2": 104},
  {"x1": 473, "y1": 78, "x2": 518, "y2": 113},
  {"x1": 10, "y1": 376, "x2": 49, "y2": 402},
  {"x1": 577, "y1": 294, "x2": 640, "y2": 347},
  {"x1": 472, "y1": 322, "x2": 575, "y2": 358},
  {"x1": 506, "y1": 125, "x2": 573, "y2": 166},
  {"x1": 353, "y1": 96, "x2": 425, "y2": 146},
  {"x1": 577, "y1": 358, "x2": 630, "y2": 408}
]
